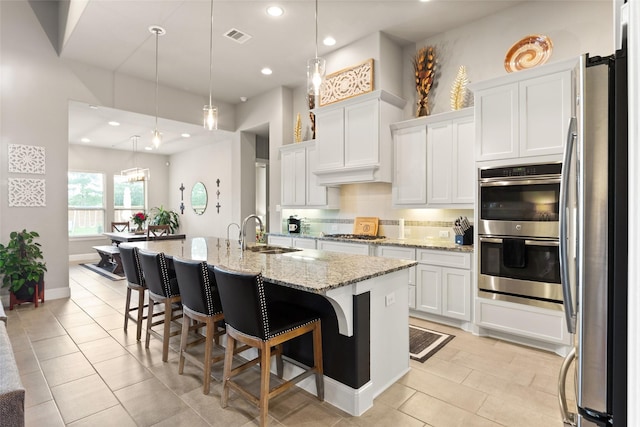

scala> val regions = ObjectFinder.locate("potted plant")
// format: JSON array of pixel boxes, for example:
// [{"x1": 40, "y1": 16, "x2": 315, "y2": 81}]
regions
[
  {"x1": 150, "y1": 205, "x2": 180, "y2": 233},
  {"x1": 0, "y1": 229, "x2": 47, "y2": 308}
]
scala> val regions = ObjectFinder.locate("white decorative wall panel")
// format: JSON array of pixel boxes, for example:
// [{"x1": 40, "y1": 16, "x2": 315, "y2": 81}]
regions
[
  {"x1": 8, "y1": 144, "x2": 46, "y2": 174},
  {"x1": 8, "y1": 178, "x2": 46, "y2": 207}
]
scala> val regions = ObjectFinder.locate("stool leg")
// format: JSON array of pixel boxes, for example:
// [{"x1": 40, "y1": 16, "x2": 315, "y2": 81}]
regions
[
  {"x1": 203, "y1": 318, "x2": 213, "y2": 395},
  {"x1": 145, "y1": 299, "x2": 155, "y2": 349},
  {"x1": 313, "y1": 322, "x2": 324, "y2": 401},
  {"x1": 124, "y1": 287, "x2": 132, "y2": 332},
  {"x1": 275, "y1": 344, "x2": 284, "y2": 378},
  {"x1": 162, "y1": 302, "x2": 172, "y2": 362},
  {"x1": 178, "y1": 312, "x2": 189, "y2": 375},
  {"x1": 136, "y1": 288, "x2": 145, "y2": 341},
  {"x1": 221, "y1": 334, "x2": 235, "y2": 408},
  {"x1": 259, "y1": 342, "x2": 271, "y2": 427}
]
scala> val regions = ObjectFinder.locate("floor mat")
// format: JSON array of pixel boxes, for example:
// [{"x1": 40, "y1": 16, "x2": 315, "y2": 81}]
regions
[{"x1": 409, "y1": 325, "x2": 455, "y2": 363}]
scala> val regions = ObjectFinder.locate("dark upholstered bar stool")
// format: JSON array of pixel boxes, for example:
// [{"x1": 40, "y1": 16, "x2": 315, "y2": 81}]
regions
[
  {"x1": 119, "y1": 245, "x2": 147, "y2": 341},
  {"x1": 172, "y1": 258, "x2": 227, "y2": 394},
  {"x1": 213, "y1": 266, "x2": 324, "y2": 427},
  {"x1": 138, "y1": 249, "x2": 182, "y2": 362}
]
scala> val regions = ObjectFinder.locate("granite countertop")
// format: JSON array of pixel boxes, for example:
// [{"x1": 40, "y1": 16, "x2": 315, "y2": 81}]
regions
[
  {"x1": 268, "y1": 233, "x2": 474, "y2": 253},
  {"x1": 124, "y1": 237, "x2": 416, "y2": 294}
]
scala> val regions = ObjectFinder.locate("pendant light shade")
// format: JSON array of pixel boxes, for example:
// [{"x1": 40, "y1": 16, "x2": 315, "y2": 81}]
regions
[
  {"x1": 121, "y1": 135, "x2": 150, "y2": 182},
  {"x1": 150, "y1": 25, "x2": 165, "y2": 148},
  {"x1": 307, "y1": 0, "x2": 325, "y2": 97},
  {"x1": 203, "y1": 0, "x2": 218, "y2": 130}
]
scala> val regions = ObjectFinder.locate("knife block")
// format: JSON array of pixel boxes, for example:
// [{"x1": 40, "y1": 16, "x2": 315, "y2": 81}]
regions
[{"x1": 455, "y1": 226, "x2": 474, "y2": 245}]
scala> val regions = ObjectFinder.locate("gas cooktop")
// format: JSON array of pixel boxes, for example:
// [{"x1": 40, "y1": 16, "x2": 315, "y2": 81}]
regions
[{"x1": 323, "y1": 234, "x2": 386, "y2": 241}]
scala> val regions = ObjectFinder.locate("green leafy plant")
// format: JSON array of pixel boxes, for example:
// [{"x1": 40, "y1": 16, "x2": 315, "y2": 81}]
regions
[
  {"x1": 150, "y1": 206, "x2": 180, "y2": 233},
  {"x1": 0, "y1": 230, "x2": 47, "y2": 295}
]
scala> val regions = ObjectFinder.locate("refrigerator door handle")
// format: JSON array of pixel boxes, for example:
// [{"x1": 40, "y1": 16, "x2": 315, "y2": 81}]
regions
[
  {"x1": 560, "y1": 116, "x2": 578, "y2": 333},
  {"x1": 558, "y1": 347, "x2": 577, "y2": 426}
]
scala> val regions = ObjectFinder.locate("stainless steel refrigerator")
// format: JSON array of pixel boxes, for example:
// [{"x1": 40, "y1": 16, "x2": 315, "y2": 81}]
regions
[{"x1": 558, "y1": 51, "x2": 628, "y2": 426}]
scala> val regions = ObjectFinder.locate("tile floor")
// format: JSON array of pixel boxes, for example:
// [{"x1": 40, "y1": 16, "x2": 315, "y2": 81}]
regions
[{"x1": 3, "y1": 263, "x2": 575, "y2": 426}]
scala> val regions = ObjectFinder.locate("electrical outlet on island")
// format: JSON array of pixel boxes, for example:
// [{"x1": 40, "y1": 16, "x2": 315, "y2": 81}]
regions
[
  {"x1": 331, "y1": 225, "x2": 338, "y2": 231},
  {"x1": 439, "y1": 230, "x2": 450, "y2": 238}
]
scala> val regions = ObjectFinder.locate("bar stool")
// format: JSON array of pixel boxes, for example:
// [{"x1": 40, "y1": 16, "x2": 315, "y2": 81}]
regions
[
  {"x1": 119, "y1": 245, "x2": 147, "y2": 341},
  {"x1": 172, "y1": 257, "x2": 227, "y2": 394},
  {"x1": 138, "y1": 249, "x2": 182, "y2": 362},
  {"x1": 213, "y1": 266, "x2": 324, "y2": 427}
]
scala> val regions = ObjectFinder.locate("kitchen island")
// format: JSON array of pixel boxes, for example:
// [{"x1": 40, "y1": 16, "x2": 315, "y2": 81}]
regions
[{"x1": 123, "y1": 237, "x2": 416, "y2": 416}]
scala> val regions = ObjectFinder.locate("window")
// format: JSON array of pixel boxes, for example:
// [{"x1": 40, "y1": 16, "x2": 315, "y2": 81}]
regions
[
  {"x1": 114, "y1": 175, "x2": 146, "y2": 224},
  {"x1": 68, "y1": 172, "x2": 105, "y2": 237}
]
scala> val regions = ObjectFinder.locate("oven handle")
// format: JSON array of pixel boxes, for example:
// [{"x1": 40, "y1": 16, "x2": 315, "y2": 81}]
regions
[
  {"x1": 559, "y1": 116, "x2": 577, "y2": 334},
  {"x1": 479, "y1": 177, "x2": 561, "y2": 187},
  {"x1": 479, "y1": 236, "x2": 559, "y2": 247}
]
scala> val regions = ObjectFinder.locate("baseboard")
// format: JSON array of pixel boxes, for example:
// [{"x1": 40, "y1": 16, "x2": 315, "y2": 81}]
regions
[{"x1": 1, "y1": 286, "x2": 70, "y2": 308}]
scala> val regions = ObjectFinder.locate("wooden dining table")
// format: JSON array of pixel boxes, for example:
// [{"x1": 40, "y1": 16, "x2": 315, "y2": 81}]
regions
[{"x1": 103, "y1": 231, "x2": 186, "y2": 245}]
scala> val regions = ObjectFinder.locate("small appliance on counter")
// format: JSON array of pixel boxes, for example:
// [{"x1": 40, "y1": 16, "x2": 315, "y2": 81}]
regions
[
  {"x1": 453, "y1": 216, "x2": 473, "y2": 245},
  {"x1": 287, "y1": 215, "x2": 301, "y2": 233}
]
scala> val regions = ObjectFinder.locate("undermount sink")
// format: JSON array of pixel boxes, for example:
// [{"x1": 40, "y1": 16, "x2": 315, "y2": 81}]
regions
[{"x1": 247, "y1": 245, "x2": 302, "y2": 255}]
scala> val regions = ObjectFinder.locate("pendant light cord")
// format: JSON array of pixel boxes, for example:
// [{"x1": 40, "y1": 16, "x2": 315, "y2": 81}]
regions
[
  {"x1": 314, "y1": 0, "x2": 319, "y2": 59},
  {"x1": 208, "y1": 0, "x2": 214, "y2": 107},
  {"x1": 154, "y1": 29, "x2": 159, "y2": 129}
]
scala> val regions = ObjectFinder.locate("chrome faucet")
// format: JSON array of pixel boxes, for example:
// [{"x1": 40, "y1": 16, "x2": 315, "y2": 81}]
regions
[
  {"x1": 226, "y1": 222, "x2": 240, "y2": 249},
  {"x1": 241, "y1": 214, "x2": 264, "y2": 251}
]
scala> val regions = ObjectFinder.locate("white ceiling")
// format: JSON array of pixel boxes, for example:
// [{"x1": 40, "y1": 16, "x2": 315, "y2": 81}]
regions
[{"x1": 63, "y1": 0, "x2": 525, "y2": 154}]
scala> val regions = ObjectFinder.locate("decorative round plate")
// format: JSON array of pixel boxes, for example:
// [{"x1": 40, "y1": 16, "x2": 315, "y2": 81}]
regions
[{"x1": 504, "y1": 35, "x2": 553, "y2": 73}]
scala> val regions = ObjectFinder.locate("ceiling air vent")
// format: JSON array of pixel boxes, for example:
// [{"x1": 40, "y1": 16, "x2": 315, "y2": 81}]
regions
[{"x1": 224, "y1": 28, "x2": 252, "y2": 44}]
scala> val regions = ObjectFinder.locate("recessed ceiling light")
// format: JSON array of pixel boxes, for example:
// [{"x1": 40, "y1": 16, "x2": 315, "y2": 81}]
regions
[
  {"x1": 88, "y1": 105, "x2": 98, "y2": 110},
  {"x1": 266, "y1": 6, "x2": 284, "y2": 17},
  {"x1": 323, "y1": 36, "x2": 336, "y2": 46},
  {"x1": 181, "y1": 133, "x2": 191, "y2": 138},
  {"x1": 108, "y1": 121, "x2": 120, "y2": 126},
  {"x1": 81, "y1": 137, "x2": 91, "y2": 143},
  {"x1": 261, "y1": 67, "x2": 273, "y2": 75},
  {"x1": 240, "y1": 96, "x2": 248, "y2": 102},
  {"x1": 144, "y1": 146, "x2": 153, "y2": 151}
]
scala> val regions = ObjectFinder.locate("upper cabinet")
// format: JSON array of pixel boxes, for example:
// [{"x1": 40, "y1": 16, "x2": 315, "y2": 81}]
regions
[
  {"x1": 313, "y1": 90, "x2": 405, "y2": 185},
  {"x1": 472, "y1": 58, "x2": 576, "y2": 162},
  {"x1": 390, "y1": 108, "x2": 474, "y2": 208},
  {"x1": 280, "y1": 140, "x2": 340, "y2": 209}
]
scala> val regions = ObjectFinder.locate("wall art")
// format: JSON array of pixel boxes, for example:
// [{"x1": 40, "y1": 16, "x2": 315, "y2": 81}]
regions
[
  {"x1": 320, "y1": 58, "x2": 374, "y2": 106},
  {"x1": 8, "y1": 178, "x2": 46, "y2": 207},
  {"x1": 8, "y1": 144, "x2": 46, "y2": 174}
]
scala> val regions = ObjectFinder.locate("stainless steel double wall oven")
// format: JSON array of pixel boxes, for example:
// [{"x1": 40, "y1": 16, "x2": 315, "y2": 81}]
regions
[{"x1": 478, "y1": 162, "x2": 563, "y2": 310}]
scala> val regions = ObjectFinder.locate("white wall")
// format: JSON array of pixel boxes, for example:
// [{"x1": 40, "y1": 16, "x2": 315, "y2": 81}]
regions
[{"x1": 409, "y1": 1, "x2": 613, "y2": 116}]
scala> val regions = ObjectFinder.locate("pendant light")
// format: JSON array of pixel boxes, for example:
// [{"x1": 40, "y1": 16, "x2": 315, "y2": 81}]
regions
[
  {"x1": 203, "y1": 0, "x2": 218, "y2": 130},
  {"x1": 121, "y1": 135, "x2": 150, "y2": 182},
  {"x1": 149, "y1": 25, "x2": 165, "y2": 148},
  {"x1": 307, "y1": 0, "x2": 325, "y2": 97}
]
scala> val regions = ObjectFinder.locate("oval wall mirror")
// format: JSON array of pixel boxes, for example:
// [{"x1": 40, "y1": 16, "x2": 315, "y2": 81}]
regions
[{"x1": 191, "y1": 182, "x2": 207, "y2": 215}]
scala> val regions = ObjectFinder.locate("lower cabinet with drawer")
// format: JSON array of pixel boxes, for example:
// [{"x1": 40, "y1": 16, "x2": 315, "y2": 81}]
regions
[
  {"x1": 414, "y1": 249, "x2": 472, "y2": 321},
  {"x1": 267, "y1": 235, "x2": 317, "y2": 249},
  {"x1": 316, "y1": 240, "x2": 370, "y2": 255}
]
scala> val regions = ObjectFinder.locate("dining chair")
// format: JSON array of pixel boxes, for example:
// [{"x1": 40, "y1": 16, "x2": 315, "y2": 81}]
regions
[
  {"x1": 111, "y1": 221, "x2": 130, "y2": 232},
  {"x1": 119, "y1": 245, "x2": 147, "y2": 341},
  {"x1": 213, "y1": 266, "x2": 324, "y2": 427},
  {"x1": 138, "y1": 249, "x2": 182, "y2": 362},
  {"x1": 147, "y1": 224, "x2": 170, "y2": 240},
  {"x1": 172, "y1": 258, "x2": 248, "y2": 394}
]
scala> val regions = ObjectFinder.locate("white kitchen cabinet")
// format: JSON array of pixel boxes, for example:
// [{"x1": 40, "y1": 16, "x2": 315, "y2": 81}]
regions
[
  {"x1": 267, "y1": 235, "x2": 293, "y2": 247},
  {"x1": 473, "y1": 60, "x2": 575, "y2": 162},
  {"x1": 314, "y1": 90, "x2": 404, "y2": 185},
  {"x1": 316, "y1": 240, "x2": 370, "y2": 255},
  {"x1": 391, "y1": 108, "x2": 474, "y2": 208},
  {"x1": 280, "y1": 140, "x2": 339, "y2": 209},
  {"x1": 292, "y1": 237, "x2": 316, "y2": 249},
  {"x1": 414, "y1": 249, "x2": 472, "y2": 321},
  {"x1": 426, "y1": 109, "x2": 474, "y2": 207},
  {"x1": 376, "y1": 246, "x2": 416, "y2": 308}
]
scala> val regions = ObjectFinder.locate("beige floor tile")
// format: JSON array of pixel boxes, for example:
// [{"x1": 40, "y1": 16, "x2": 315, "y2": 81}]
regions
[
  {"x1": 78, "y1": 301, "x2": 120, "y2": 318},
  {"x1": 400, "y1": 392, "x2": 500, "y2": 427},
  {"x1": 79, "y1": 336, "x2": 129, "y2": 364},
  {"x1": 93, "y1": 353, "x2": 154, "y2": 391},
  {"x1": 20, "y1": 370, "x2": 53, "y2": 408},
  {"x1": 24, "y1": 320, "x2": 68, "y2": 342},
  {"x1": 43, "y1": 298, "x2": 83, "y2": 316},
  {"x1": 149, "y1": 356, "x2": 210, "y2": 395},
  {"x1": 398, "y1": 367, "x2": 487, "y2": 413},
  {"x1": 13, "y1": 348, "x2": 41, "y2": 375},
  {"x1": 180, "y1": 385, "x2": 261, "y2": 426},
  {"x1": 278, "y1": 398, "x2": 345, "y2": 426},
  {"x1": 31, "y1": 334, "x2": 79, "y2": 361},
  {"x1": 125, "y1": 336, "x2": 180, "y2": 368},
  {"x1": 67, "y1": 404, "x2": 137, "y2": 427},
  {"x1": 66, "y1": 322, "x2": 111, "y2": 344},
  {"x1": 450, "y1": 349, "x2": 535, "y2": 387},
  {"x1": 373, "y1": 382, "x2": 417, "y2": 409},
  {"x1": 338, "y1": 401, "x2": 424, "y2": 427},
  {"x1": 56, "y1": 311, "x2": 95, "y2": 329},
  {"x1": 5, "y1": 328, "x2": 31, "y2": 352},
  {"x1": 410, "y1": 355, "x2": 473, "y2": 384},
  {"x1": 150, "y1": 408, "x2": 212, "y2": 427},
  {"x1": 114, "y1": 377, "x2": 189, "y2": 426},
  {"x1": 40, "y1": 351, "x2": 96, "y2": 387},
  {"x1": 108, "y1": 324, "x2": 147, "y2": 347},
  {"x1": 50, "y1": 374, "x2": 119, "y2": 424},
  {"x1": 477, "y1": 395, "x2": 564, "y2": 427},
  {"x1": 94, "y1": 312, "x2": 127, "y2": 331},
  {"x1": 24, "y1": 399, "x2": 64, "y2": 427}
]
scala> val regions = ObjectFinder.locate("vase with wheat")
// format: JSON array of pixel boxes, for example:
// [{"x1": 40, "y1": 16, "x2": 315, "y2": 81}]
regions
[{"x1": 413, "y1": 46, "x2": 436, "y2": 117}]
